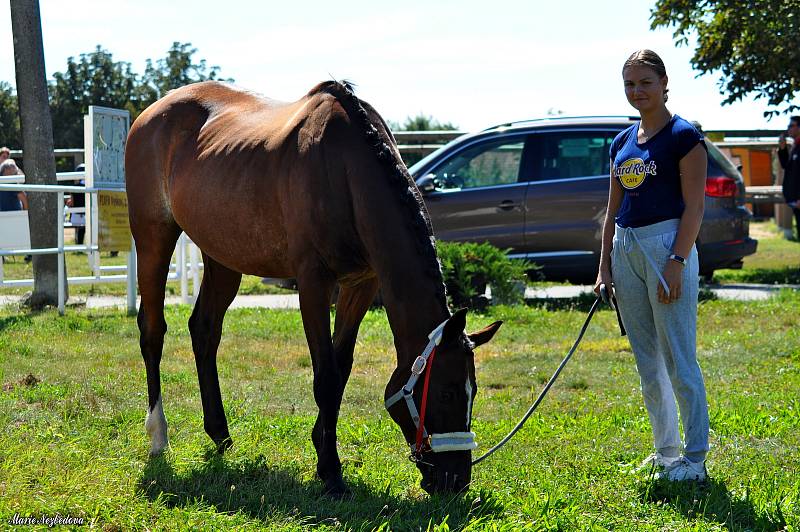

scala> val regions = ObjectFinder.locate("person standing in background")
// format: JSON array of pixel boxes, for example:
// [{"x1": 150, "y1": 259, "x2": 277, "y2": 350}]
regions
[
  {"x1": 778, "y1": 116, "x2": 800, "y2": 239},
  {"x1": 0, "y1": 158, "x2": 31, "y2": 263},
  {"x1": 0, "y1": 159, "x2": 28, "y2": 211}
]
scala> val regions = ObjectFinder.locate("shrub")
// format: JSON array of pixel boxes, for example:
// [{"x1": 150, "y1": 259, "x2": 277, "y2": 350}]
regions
[{"x1": 435, "y1": 241, "x2": 534, "y2": 308}]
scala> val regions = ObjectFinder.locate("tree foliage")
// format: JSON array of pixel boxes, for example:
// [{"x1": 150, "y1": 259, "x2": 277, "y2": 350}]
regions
[
  {"x1": 651, "y1": 0, "x2": 800, "y2": 117},
  {"x1": 0, "y1": 82, "x2": 21, "y2": 148},
  {"x1": 389, "y1": 113, "x2": 459, "y2": 131},
  {"x1": 48, "y1": 46, "x2": 140, "y2": 148},
  {"x1": 139, "y1": 42, "x2": 229, "y2": 104},
  {"x1": 0, "y1": 42, "x2": 232, "y2": 148}
]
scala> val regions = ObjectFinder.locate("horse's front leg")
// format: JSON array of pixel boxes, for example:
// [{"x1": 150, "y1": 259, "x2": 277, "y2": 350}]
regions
[
  {"x1": 308, "y1": 278, "x2": 380, "y2": 489},
  {"x1": 296, "y1": 268, "x2": 347, "y2": 496}
]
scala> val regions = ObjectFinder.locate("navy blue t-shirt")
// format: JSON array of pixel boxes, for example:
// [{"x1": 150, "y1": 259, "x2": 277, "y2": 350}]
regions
[
  {"x1": 0, "y1": 191, "x2": 22, "y2": 211},
  {"x1": 610, "y1": 115, "x2": 705, "y2": 228}
]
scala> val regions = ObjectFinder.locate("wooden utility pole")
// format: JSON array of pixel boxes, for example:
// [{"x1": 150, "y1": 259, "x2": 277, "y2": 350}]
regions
[{"x1": 10, "y1": 0, "x2": 65, "y2": 308}]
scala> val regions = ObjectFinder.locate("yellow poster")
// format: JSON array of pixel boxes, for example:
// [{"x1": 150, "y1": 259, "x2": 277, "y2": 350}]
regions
[{"x1": 98, "y1": 190, "x2": 131, "y2": 252}]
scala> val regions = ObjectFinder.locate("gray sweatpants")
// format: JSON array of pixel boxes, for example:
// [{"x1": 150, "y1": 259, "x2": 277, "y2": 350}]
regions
[{"x1": 611, "y1": 218, "x2": 709, "y2": 462}]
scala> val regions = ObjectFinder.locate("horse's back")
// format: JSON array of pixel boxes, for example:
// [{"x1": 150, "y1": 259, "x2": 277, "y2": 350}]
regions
[{"x1": 125, "y1": 81, "x2": 352, "y2": 277}]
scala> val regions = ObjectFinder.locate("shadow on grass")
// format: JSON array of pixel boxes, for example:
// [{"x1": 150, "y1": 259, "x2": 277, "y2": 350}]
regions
[
  {"x1": 138, "y1": 453, "x2": 503, "y2": 529},
  {"x1": 0, "y1": 312, "x2": 35, "y2": 333},
  {"x1": 713, "y1": 266, "x2": 800, "y2": 285},
  {"x1": 638, "y1": 476, "x2": 786, "y2": 530},
  {"x1": 525, "y1": 291, "x2": 600, "y2": 312}
]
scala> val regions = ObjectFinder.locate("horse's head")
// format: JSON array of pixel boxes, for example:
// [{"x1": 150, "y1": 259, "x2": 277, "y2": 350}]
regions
[{"x1": 385, "y1": 309, "x2": 502, "y2": 494}]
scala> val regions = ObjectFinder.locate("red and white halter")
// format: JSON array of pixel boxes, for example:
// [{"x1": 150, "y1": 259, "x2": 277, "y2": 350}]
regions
[{"x1": 384, "y1": 320, "x2": 477, "y2": 460}]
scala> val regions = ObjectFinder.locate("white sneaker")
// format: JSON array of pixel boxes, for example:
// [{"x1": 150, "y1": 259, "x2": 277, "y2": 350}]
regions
[
  {"x1": 636, "y1": 452, "x2": 681, "y2": 474},
  {"x1": 665, "y1": 457, "x2": 707, "y2": 482}
]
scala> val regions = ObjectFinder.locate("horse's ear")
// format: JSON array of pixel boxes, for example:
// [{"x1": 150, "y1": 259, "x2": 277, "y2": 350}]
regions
[
  {"x1": 441, "y1": 308, "x2": 468, "y2": 345},
  {"x1": 468, "y1": 321, "x2": 503, "y2": 348}
]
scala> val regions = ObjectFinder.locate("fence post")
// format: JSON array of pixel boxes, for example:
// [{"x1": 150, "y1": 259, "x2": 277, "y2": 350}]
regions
[
  {"x1": 57, "y1": 191, "x2": 65, "y2": 315},
  {"x1": 127, "y1": 236, "x2": 137, "y2": 315},
  {"x1": 190, "y1": 240, "x2": 200, "y2": 302},
  {"x1": 179, "y1": 233, "x2": 189, "y2": 304}
]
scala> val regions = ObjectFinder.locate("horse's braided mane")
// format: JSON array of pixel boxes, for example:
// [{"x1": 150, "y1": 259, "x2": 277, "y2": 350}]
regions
[{"x1": 311, "y1": 80, "x2": 448, "y2": 310}]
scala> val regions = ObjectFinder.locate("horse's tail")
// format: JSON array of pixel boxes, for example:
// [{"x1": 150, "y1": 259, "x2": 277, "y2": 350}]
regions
[{"x1": 310, "y1": 80, "x2": 446, "y2": 306}]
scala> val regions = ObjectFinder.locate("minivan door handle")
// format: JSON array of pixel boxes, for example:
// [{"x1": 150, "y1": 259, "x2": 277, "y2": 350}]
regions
[{"x1": 497, "y1": 200, "x2": 520, "y2": 211}]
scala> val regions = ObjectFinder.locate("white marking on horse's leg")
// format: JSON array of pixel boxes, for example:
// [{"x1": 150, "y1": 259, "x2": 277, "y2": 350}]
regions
[{"x1": 145, "y1": 395, "x2": 168, "y2": 456}]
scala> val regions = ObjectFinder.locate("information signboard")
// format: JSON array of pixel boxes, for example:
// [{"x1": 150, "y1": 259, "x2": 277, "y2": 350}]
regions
[
  {"x1": 84, "y1": 106, "x2": 131, "y2": 253},
  {"x1": 97, "y1": 191, "x2": 131, "y2": 252},
  {"x1": 85, "y1": 106, "x2": 129, "y2": 189}
]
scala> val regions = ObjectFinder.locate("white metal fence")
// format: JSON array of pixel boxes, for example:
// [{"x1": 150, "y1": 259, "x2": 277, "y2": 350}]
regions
[{"x1": 0, "y1": 172, "x2": 203, "y2": 315}]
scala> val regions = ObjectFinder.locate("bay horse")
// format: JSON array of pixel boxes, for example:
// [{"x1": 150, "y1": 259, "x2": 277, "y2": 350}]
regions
[{"x1": 125, "y1": 80, "x2": 502, "y2": 496}]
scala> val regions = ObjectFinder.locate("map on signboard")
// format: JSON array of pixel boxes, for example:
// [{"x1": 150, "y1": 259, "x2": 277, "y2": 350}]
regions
[{"x1": 89, "y1": 106, "x2": 129, "y2": 189}]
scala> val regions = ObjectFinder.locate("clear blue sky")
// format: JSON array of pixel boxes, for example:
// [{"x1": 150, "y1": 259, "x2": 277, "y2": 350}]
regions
[{"x1": 1, "y1": 0, "x2": 795, "y2": 133}]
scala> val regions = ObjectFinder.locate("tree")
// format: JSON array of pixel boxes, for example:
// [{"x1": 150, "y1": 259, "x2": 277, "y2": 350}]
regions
[
  {"x1": 390, "y1": 113, "x2": 459, "y2": 131},
  {"x1": 139, "y1": 42, "x2": 230, "y2": 104},
  {"x1": 48, "y1": 46, "x2": 140, "y2": 148},
  {"x1": 11, "y1": 0, "x2": 63, "y2": 308},
  {"x1": 651, "y1": 0, "x2": 800, "y2": 117},
  {"x1": 0, "y1": 82, "x2": 22, "y2": 148},
  {"x1": 44, "y1": 42, "x2": 233, "y2": 148}
]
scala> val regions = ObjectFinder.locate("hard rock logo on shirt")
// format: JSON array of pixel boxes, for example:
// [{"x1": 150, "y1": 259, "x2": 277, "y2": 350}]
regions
[{"x1": 614, "y1": 158, "x2": 657, "y2": 189}]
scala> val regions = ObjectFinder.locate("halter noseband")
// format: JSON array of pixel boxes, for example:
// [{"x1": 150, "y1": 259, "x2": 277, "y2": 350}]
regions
[{"x1": 384, "y1": 319, "x2": 477, "y2": 461}]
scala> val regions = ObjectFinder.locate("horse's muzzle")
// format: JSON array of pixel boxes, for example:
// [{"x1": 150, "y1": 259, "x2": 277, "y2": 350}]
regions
[
  {"x1": 420, "y1": 468, "x2": 470, "y2": 494},
  {"x1": 418, "y1": 451, "x2": 472, "y2": 494}
]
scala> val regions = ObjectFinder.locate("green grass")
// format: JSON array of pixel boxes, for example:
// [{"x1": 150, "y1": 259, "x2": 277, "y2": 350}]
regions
[{"x1": 1, "y1": 294, "x2": 798, "y2": 529}]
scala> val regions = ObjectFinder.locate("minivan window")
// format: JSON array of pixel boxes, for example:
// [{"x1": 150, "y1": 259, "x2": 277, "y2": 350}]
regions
[
  {"x1": 433, "y1": 139, "x2": 525, "y2": 190},
  {"x1": 531, "y1": 133, "x2": 612, "y2": 181}
]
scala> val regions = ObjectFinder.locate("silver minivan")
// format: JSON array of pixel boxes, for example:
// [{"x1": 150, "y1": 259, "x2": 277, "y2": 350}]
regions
[{"x1": 410, "y1": 116, "x2": 757, "y2": 283}]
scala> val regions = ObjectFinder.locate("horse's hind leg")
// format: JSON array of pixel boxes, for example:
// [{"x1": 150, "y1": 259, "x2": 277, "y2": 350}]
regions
[
  {"x1": 188, "y1": 254, "x2": 241, "y2": 452},
  {"x1": 135, "y1": 222, "x2": 181, "y2": 456},
  {"x1": 311, "y1": 278, "x2": 379, "y2": 473}
]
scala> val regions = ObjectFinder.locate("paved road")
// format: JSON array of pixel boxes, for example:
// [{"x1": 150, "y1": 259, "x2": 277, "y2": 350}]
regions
[{"x1": 1, "y1": 283, "x2": 796, "y2": 310}]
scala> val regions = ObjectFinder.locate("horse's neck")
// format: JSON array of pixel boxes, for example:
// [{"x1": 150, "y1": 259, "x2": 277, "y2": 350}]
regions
[
  {"x1": 380, "y1": 275, "x2": 450, "y2": 379},
  {"x1": 338, "y1": 126, "x2": 450, "y2": 373}
]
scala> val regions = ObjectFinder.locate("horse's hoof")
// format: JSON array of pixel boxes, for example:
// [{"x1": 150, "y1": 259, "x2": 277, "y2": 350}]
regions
[
  {"x1": 323, "y1": 478, "x2": 352, "y2": 500},
  {"x1": 214, "y1": 436, "x2": 233, "y2": 454},
  {"x1": 148, "y1": 445, "x2": 167, "y2": 458}
]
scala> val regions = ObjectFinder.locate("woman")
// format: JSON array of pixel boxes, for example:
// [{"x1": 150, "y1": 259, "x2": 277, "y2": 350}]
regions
[
  {"x1": 595, "y1": 49, "x2": 709, "y2": 482},
  {"x1": 0, "y1": 159, "x2": 28, "y2": 211}
]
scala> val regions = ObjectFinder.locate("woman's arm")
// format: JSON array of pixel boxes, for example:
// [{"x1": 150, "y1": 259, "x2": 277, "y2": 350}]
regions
[
  {"x1": 674, "y1": 143, "x2": 707, "y2": 258},
  {"x1": 658, "y1": 142, "x2": 706, "y2": 303},
  {"x1": 594, "y1": 159, "x2": 624, "y2": 296}
]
